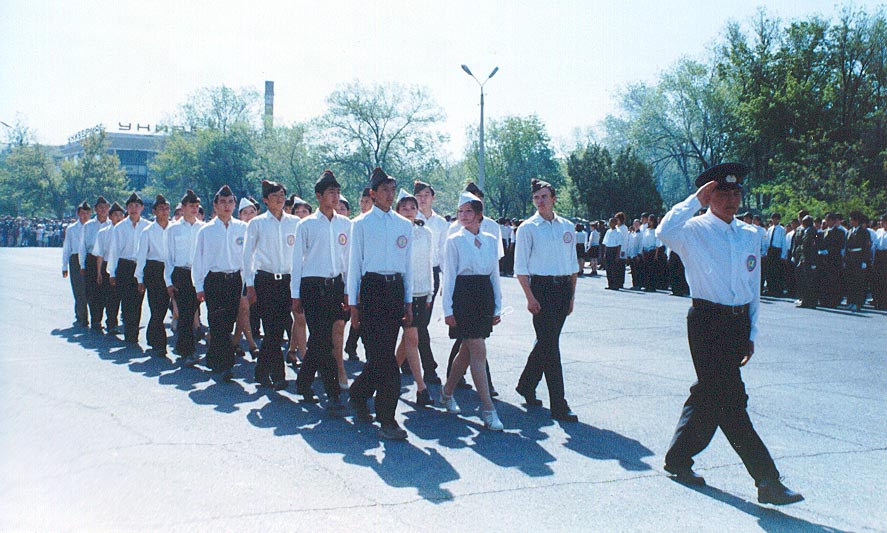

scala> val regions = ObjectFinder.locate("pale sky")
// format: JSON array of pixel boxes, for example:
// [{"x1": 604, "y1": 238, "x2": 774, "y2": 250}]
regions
[{"x1": 1, "y1": 0, "x2": 880, "y2": 155}]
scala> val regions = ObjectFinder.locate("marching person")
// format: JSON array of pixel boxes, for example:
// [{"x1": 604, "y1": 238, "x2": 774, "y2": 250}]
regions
[
  {"x1": 439, "y1": 191, "x2": 504, "y2": 431},
  {"x1": 165, "y1": 189, "x2": 204, "y2": 366},
  {"x1": 79, "y1": 196, "x2": 111, "y2": 332},
  {"x1": 347, "y1": 167, "x2": 413, "y2": 440},
  {"x1": 344, "y1": 187, "x2": 374, "y2": 362},
  {"x1": 136, "y1": 195, "x2": 172, "y2": 356},
  {"x1": 413, "y1": 179, "x2": 448, "y2": 385},
  {"x1": 94, "y1": 202, "x2": 125, "y2": 334},
  {"x1": 192, "y1": 185, "x2": 246, "y2": 382},
  {"x1": 242, "y1": 180, "x2": 299, "y2": 390},
  {"x1": 331, "y1": 196, "x2": 353, "y2": 390},
  {"x1": 514, "y1": 179, "x2": 580, "y2": 422},
  {"x1": 843, "y1": 211, "x2": 872, "y2": 312},
  {"x1": 394, "y1": 189, "x2": 434, "y2": 406},
  {"x1": 291, "y1": 170, "x2": 351, "y2": 411},
  {"x1": 445, "y1": 182, "x2": 502, "y2": 394},
  {"x1": 872, "y1": 213, "x2": 887, "y2": 310},
  {"x1": 232, "y1": 197, "x2": 261, "y2": 360},
  {"x1": 285, "y1": 195, "x2": 312, "y2": 368},
  {"x1": 62, "y1": 200, "x2": 92, "y2": 327},
  {"x1": 108, "y1": 193, "x2": 150, "y2": 344},
  {"x1": 657, "y1": 162, "x2": 803, "y2": 505}
]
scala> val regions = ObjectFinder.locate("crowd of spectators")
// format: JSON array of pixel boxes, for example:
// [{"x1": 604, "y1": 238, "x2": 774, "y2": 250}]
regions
[{"x1": 0, "y1": 215, "x2": 71, "y2": 247}]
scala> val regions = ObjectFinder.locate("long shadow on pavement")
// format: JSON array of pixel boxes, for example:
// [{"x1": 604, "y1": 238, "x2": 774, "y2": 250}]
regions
[
  {"x1": 684, "y1": 483, "x2": 851, "y2": 532},
  {"x1": 246, "y1": 392, "x2": 459, "y2": 502}
]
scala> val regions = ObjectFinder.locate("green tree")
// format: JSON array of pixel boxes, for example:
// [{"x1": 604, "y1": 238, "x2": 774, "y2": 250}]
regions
[
  {"x1": 464, "y1": 115, "x2": 561, "y2": 217},
  {"x1": 0, "y1": 143, "x2": 63, "y2": 216},
  {"x1": 59, "y1": 130, "x2": 129, "y2": 214},
  {"x1": 250, "y1": 123, "x2": 318, "y2": 200},
  {"x1": 313, "y1": 80, "x2": 447, "y2": 191},
  {"x1": 568, "y1": 143, "x2": 661, "y2": 220},
  {"x1": 178, "y1": 85, "x2": 261, "y2": 132}
]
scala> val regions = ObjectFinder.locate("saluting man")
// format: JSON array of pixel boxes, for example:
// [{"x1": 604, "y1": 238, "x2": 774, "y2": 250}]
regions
[
  {"x1": 657, "y1": 162, "x2": 803, "y2": 505},
  {"x1": 79, "y1": 196, "x2": 111, "y2": 332},
  {"x1": 242, "y1": 179, "x2": 299, "y2": 390},
  {"x1": 193, "y1": 185, "x2": 246, "y2": 382},
  {"x1": 108, "y1": 193, "x2": 150, "y2": 344},
  {"x1": 62, "y1": 200, "x2": 92, "y2": 327},
  {"x1": 348, "y1": 167, "x2": 413, "y2": 440},
  {"x1": 292, "y1": 170, "x2": 351, "y2": 411},
  {"x1": 94, "y1": 202, "x2": 126, "y2": 334},
  {"x1": 514, "y1": 179, "x2": 580, "y2": 422},
  {"x1": 164, "y1": 189, "x2": 204, "y2": 366}
]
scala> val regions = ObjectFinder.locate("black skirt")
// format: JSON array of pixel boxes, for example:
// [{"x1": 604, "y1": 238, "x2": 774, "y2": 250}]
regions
[
  {"x1": 408, "y1": 295, "x2": 432, "y2": 330},
  {"x1": 448, "y1": 275, "x2": 494, "y2": 340}
]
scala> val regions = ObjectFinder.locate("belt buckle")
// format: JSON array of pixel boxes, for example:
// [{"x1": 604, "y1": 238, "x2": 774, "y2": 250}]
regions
[
  {"x1": 273, "y1": 273, "x2": 283, "y2": 281},
  {"x1": 731, "y1": 305, "x2": 741, "y2": 316}
]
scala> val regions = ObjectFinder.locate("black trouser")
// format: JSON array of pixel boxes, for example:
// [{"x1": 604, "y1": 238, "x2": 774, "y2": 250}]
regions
[
  {"x1": 204, "y1": 271, "x2": 241, "y2": 373},
  {"x1": 69, "y1": 254, "x2": 88, "y2": 325},
  {"x1": 629, "y1": 255, "x2": 642, "y2": 288},
  {"x1": 784, "y1": 260, "x2": 796, "y2": 297},
  {"x1": 795, "y1": 262, "x2": 818, "y2": 307},
  {"x1": 668, "y1": 251, "x2": 689, "y2": 296},
  {"x1": 516, "y1": 276, "x2": 573, "y2": 410},
  {"x1": 604, "y1": 246, "x2": 622, "y2": 289},
  {"x1": 665, "y1": 305, "x2": 780, "y2": 485},
  {"x1": 764, "y1": 247, "x2": 784, "y2": 295},
  {"x1": 873, "y1": 250, "x2": 887, "y2": 310},
  {"x1": 818, "y1": 256, "x2": 843, "y2": 307},
  {"x1": 84, "y1": 253, "x2": 103, "y2": 329},
  {"x1": 345, "y1": 322, "x2": 362, "y2": 355},
  {"x1": 296, "y1": 276, "x2": 344, "y2": 399},
  {"x1": 144, "y1": 260, "x2": 169, "y2": 351},
  {"x1": 116, "y1": 259, "x2": 143, "y2": 342},
  {"x1": 416, "y1": 266, "x2": 441, "y2": 378},
  {"x1": 172, "y1": 267, "x2": 197, "y2": 355},
  {"x1": 642, "y1": 249, "x2": 657, "y2": 290},
  {"x1": 844, "y1": 252, "x2": 868, "y2": 308},
  {"x1": 349, "y1": 273, "x2": 404, "y2": 425},
  {"x1": 254, "y1": 271, "x2": 290, "y2": 385},
  {"x1": 100, "y1": 263, "x2": 120, "y2": 330}
]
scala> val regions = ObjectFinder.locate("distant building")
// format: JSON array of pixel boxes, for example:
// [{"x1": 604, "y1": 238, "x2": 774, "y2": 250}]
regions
[{"x1": 59, "y1": 128, "x2": 166, "y2": 190}]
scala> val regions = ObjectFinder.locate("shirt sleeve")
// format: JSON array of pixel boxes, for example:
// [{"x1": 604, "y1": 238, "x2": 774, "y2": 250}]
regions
[
  {"x1": 442, "y1": 236, "x2": 458, "y2": 316},
  {"x1": 290, "y1": 222, "x2": 305, "y2": 299},
  {"x1": 192, "y1": 228, "x2": 206, "y2": 293},
  {"x1": 107, "y1": 226, "x2": 120, "y2": 278},
  {"x1": 656, "y1": 193, "x2": 702, "y2": 258},
  {"x1": 490, "y1": 246, "x2": 502, "y2": 316},
  {"x1": 402, "y1": 221, "x2": 413, "y2": 303},
  {"x1": 135, "y1": 227, "x2": 149, "y2": 284},
  {"x1": 346, "y1": 220, "x2": 363, "y2": 306},
  {"x1": 513, "y1": 224, "x2": 531, "y2": 276},
  {"x1": 77, "y1": 224, "x2": 88, "y2": 270},
  {"x1": 242, "y1": 219, "x2": 259, "y2": 287},
  {"x1": 164, "y1": 225, "x2": 175, "y2": 287},
  {"x1": 61, "y1": 224, "x2": 72, "y2": 271}
]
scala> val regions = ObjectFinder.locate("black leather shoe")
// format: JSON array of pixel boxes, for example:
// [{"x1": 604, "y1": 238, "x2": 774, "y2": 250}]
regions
[
  {"x1": 664, "y1": 464, "x2": 706, "y2": 486},
  {"x1": 298, "y1": 390, "x2": 319, "y2": 403},
  {"x1": 350, "y1": 398, "x2": 373, "y2": 422},
  {"x1": 550, "y1": 407, "x2": 579, "y2": 423},
  {"x1": 757, "y1": 479, "x2": 804, "y2": 505},
  {"x1": 424, "y1": 374, "x2": 442, "y2": 385},
  {"x1": 379, "y1": 421, "x2": 408, "y2": 440},
  {"x1": 416, "y1": 389, "x2": 434, "y2": 407},
  {"x1": 516, "y1": 387, "x2": 543, "y2": 407},
  {"x1": 272, "y1": 379, "x2": 289, "y2": 391},
  {"x1": 346, "y1": 350, "x2": 359, "y2": 362}
]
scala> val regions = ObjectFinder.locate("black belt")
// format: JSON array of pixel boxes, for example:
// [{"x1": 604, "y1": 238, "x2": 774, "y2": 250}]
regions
[
  {"x1": 364, "y1": 272, "x2": 402, "y2": 283},
  {"x1": 303, "y1": 275, "x2": 342, "y2": 287},
  {"x1": 207, "y1": 271, "x2": 240, "y2": 280},
  {"x1": 118, "y1": 258, "x2": 136, "y2": 265},
  {"x1": 173, "y1": 265, "x2": 191, "y2": 271},
  {"x1": 692, "y1": 298, "x2": 749, "y2": 316},
  {"x1": 257, "y1": 270, "x2": 290, "y2": 281},
  {"x1": 146, "y1": 259, "x2": 164, "y2": 266},
  {"x1": 531, "y1": 275, "x2": 571, "y2": 285}
]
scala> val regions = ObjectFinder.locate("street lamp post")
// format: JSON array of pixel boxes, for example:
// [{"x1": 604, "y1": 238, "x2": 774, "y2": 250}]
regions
[{"x1": 461, "y1": 65, "x2": 498, "y2": 192}]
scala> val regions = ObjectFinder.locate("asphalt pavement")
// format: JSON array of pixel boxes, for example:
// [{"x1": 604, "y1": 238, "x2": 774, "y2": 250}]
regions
[{"x1": 1, "y1": 248, "x2": 885, "y2": 532}]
